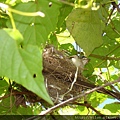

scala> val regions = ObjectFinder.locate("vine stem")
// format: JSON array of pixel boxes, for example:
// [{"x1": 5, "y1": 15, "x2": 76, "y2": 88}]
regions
[
  {"x1": 0, "y1": 3, "x2": 45, "y2": 17},
  {"x1": 8, "y1": 7, "x2": 45, "y2": 17},
  {"x1": 8, "y1": 12, "x2": 16, "y2": 30}
]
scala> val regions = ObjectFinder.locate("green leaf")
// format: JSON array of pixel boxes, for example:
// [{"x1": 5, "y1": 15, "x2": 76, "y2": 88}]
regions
[
  {"x1": 0, "y1": 28, "x2": 53, "y2": 105},
  {"x1": 0, "y1": 80, "x2": 8, "y2": 95},
  {"x1": 88, "y1": 92, "x2": 107, "y2": 107},
  {"x1": 0, "y1": 0, "x2": 6, "y2": 3},
  {"x1": 77, "y1": 106, "x2": 90, "y2": 115},
  {"x1": 103, "y1": 102, "x2": 120, "y2": 114},
  {"x1": 7, "y1": 1, "x2": 61, "y2": 46},
  {"x1": 0, "y1": 92, "x2": 16, "y2": 115},
  {"x1": 82, "y1": 63, "x2": 94, "y2": 77},
  {"x1": 59, "y1": 43, "x2": 77, "y2": 55},
  {"x1": 98, "y1": 5, "x2": 108, "y2": 23},
  {"x1": 48, "y1": 33, "x2": 59, "y2": 47},
  {"x1": 66, "y1": 8, "x2": 103, "y2": 56},
  {"x1": 100, "y1": 109, "x2": 112, "y2": 115},
  {"x1": 16, "y1": 106, "x2": 33, "y2": 115},
  {"x1": 56, "y1": 0, "x2": 74, "y2": 33},
  {"x1": 31, "y1": 103, "x2": 42, "y2": 115}
]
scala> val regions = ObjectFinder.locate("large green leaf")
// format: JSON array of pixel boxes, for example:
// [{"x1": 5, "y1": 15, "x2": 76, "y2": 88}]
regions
[
  {"x1": 7, "y1": 1, "x2": 61, "y2": 46},
  {"x1": 103, "y1": 102, "x2": 120, "y2": 114},
  {"x1": 56, "y1": 0, "x2": 74, "y2": 33},
  {"x1": 66, "y1": 8, "x2": 103, "y2": 56},
  {"x1": 0, "y1": 28, "x2": 53, "y2": 105}
]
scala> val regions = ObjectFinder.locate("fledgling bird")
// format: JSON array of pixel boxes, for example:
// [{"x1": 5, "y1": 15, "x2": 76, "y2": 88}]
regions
[{"x1": 70, "y1": 55, "x2": 89, "y2": 72}]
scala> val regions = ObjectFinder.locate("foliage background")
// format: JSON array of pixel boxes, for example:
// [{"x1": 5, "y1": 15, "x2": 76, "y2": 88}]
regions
[{"x1": 0, "y1": 0, "x2": 120, "y2": 116}]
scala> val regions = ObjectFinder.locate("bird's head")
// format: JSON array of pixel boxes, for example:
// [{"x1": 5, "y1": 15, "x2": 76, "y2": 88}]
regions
[{"x1": 69, "y1": 55, "x2": 90, "y2": 68}]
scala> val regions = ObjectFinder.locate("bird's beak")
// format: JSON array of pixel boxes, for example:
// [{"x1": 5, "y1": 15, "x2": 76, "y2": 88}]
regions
[{"x1": 82, "y1": 58, "x2": 90, "y2": 65}]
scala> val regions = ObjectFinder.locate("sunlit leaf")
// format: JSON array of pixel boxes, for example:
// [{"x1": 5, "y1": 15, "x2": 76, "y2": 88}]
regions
[{"x1": 88, "y1": 92, "x2": 107, "y2": 107}]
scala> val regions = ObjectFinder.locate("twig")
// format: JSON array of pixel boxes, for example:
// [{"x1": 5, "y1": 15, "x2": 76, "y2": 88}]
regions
[
  {"x1": 39, "y1": 78, "x2": 120, "y2": 115},
  {"x1": 111, "y1": 2, "x2": 120, "y2": 12},
  {"x1": 90, "y1": 53, "x2": 120, "y2": 60},
  {"x1": 106, "y1": 4, "x2": 115, "y2": 25},
  {"x1": 73, "y1": 102, "x2": 104, "y2": 115},
  {"x1": 0, "y1": 94, "x2": 10, "y2": 100},
  {"x1": 103, "y1": 2, "x2": 120, "y2": 36},
  {"x1": 87, "y1": 103, "x2": 103, "y2": 115},
  {"x1": 0, "y1": 91, "x2": 35, "y2": 100}
]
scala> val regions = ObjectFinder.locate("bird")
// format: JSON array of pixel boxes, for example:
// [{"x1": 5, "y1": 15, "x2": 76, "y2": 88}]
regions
[{"x1": 70, "y1": 55, "x2": 89, "y2": 72}]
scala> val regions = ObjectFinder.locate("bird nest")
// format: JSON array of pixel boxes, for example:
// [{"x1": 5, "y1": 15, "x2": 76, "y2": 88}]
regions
[
  {"x1": 43, "y1": 45, "x2": 85, "y2": 103},
  {"x1": 6, "y1": 45, "x2": 87, "y2": 107}
]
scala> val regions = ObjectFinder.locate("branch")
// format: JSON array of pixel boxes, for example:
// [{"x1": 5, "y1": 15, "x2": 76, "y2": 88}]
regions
[
  {"x1": 0, "y1": 91, "x2": 35, "y2": 100},
  {"x1": 111, "y1": 2, "x2": 120, "y2": 12},
  {"x1": 73, "y1": 102, "x2": 104, "y2": 115},
  {"x1": 0, "y1": 94, "x2": 10, "y2": 100},
  {"x1": 39, "y1": 78, "x2": 120, "y2": 115},
  {"x1": 90, "y1": 54, "x2": 120, "y2": 60},
  {"x1": 89, "y1": 45, "x2": 120, "y2": 67}
]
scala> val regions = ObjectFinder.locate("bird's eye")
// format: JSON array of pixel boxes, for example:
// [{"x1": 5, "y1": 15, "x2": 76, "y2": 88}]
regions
[{"x1": 81, "y1": 56, "x2": 86, "y2": 58}]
